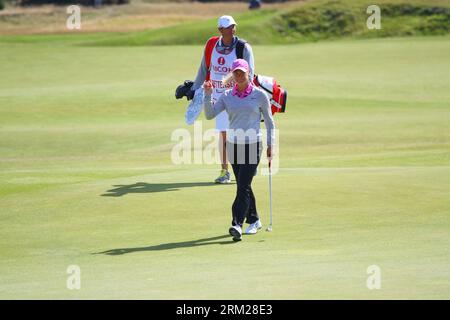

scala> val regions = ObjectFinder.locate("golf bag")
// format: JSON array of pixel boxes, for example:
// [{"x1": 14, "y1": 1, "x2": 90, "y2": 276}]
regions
[
  {"x1": 253, "y1": 74, "x2": 287, "y2": 115},
  {"x1": 176, "y1": 37, "x2": 287, "y2": 122}
]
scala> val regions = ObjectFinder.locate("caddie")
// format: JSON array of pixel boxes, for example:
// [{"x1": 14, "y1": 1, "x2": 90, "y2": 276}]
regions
[{"x1": 189, "y1": 15, "x2": 255, "y2": 184}]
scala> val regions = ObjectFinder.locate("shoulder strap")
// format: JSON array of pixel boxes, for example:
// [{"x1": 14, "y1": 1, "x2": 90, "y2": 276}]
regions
[
  {"x1": 236, "y1": 38, "x2": 247, "y2": 59},
  {"x1": 204, "y1": 36, "x2": 220, "y2": 81}
]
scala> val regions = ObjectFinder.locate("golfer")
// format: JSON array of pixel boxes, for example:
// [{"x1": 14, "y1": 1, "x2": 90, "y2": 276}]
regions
[
  {"x1": 190, "y1": 15, "x2": 255, "y2": 184},
  {"x1": 203, "y1": 59, "x2": 275, "y2": 241}
]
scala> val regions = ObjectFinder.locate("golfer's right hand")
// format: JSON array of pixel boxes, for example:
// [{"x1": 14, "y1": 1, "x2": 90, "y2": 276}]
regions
[{"x1": 203, "y1": 80, "x2": 213, "y2": 95}]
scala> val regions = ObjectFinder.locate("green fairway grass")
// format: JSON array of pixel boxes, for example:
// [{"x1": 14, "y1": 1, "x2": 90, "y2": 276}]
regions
[{"x1": 1, "y1": 35, "x2": 449, "y2": 299}]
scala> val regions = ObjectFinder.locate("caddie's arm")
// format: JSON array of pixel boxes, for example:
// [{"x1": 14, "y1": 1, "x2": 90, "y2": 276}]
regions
[
  {"x1": 243, "y1": 43, "x2": 255, "y2": 81},
  {"x1": 191, "y1": 55, "x2": 208, "y2": 92}
]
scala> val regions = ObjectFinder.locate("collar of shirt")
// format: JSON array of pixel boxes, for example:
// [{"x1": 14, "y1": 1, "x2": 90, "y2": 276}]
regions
[
  {"x1": 218, "y1": 36, "x2": 237, "y2": 49},
  {"x1": 232, "y1": 83, "x2": 253, "y2": 99}
]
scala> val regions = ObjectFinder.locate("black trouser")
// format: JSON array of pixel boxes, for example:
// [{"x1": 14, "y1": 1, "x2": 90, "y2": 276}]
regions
[{"x1": 227, "y1": 142, "x2": 262, "y2": 227}]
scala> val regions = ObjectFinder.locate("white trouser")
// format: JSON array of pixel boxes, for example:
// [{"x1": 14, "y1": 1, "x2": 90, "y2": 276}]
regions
[
  {"x1": 212, "y1": 94, "x2": 229, "y2": 132},
  {"x1": 215, "y1": 110, "x2": 229, "y2": 132}
]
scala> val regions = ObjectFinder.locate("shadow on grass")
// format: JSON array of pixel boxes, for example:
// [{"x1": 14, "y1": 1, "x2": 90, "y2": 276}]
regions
[
  {"x1": 94, "y1": 235, "x2": 236, "y2": 255},
  {"x1": 101, "y1": 181, "x2": 231, "y2": 197}
]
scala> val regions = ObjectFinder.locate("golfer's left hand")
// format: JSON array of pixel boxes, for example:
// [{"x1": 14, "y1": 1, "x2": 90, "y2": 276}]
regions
[{"x1": 267, "y1": 146, "x2": 273, "y2": 161}]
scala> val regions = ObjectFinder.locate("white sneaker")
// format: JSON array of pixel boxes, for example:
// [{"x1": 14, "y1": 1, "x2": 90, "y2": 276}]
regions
[
  {"x1": 229, "y1": 225, "x2": 242, "y2": 241},
  {"x1": 245, "y1": 220, "x2": 262, "y2": 234}
]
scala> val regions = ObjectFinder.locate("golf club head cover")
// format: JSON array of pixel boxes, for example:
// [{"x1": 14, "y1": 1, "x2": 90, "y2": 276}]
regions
[
  {"x1": 175, "y1": 80, "x2": 194, "y2": 100},
  {"x1": 186, "y1": 88, "x2": 195, "y2": 101}
]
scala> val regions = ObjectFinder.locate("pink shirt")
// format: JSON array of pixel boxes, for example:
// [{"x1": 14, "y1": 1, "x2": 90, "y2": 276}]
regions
[{"x1": 232, "y1": 83, "x2": 253, "y2": 99}]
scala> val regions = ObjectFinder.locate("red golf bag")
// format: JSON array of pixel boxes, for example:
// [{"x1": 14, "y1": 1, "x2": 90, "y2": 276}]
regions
[{"x1": 253, "y1": 74, "x2": 287, "y2": 115}]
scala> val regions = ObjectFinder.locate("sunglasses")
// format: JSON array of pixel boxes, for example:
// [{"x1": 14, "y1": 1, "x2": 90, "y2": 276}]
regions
[{"x1": 219, "y1": 25, "x2": 235, "y2": 31}]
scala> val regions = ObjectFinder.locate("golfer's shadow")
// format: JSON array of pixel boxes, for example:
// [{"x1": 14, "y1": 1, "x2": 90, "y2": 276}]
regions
[
  {"x1": 94, "y1": 235, "x2": 235, "y2": 255},
  {"x1": 101, "y1": 181, "x2": 226, "y2": 197}
]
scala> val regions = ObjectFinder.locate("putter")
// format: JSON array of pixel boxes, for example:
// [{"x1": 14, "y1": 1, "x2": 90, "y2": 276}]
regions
[{"x1": 266, "y1": 159, "x2": 273, "y2": 232}]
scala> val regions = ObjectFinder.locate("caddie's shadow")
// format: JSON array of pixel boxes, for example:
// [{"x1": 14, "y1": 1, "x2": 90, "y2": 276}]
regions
[
  {"x1": 94, "y1": 235, "x2": 235, "y2": 255},
  {"x1": 101, "y1": 181, "x2": 229, "y2": 197}
]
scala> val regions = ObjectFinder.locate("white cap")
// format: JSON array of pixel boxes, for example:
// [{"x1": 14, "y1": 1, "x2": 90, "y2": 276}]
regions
[{"x1": 218, "y1": 15, "x2": 237, "y2": 28}]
